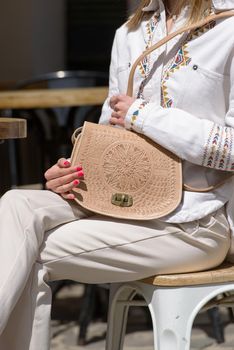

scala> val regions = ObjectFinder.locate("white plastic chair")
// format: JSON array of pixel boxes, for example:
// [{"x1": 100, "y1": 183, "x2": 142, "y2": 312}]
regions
[{"x1": 105, "y1": 263, "x2": 234, "y2": 350}]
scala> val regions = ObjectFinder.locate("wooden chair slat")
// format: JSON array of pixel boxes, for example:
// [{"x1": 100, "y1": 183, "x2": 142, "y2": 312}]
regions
[{"x1": 141, "y1": 263, "x2": 234, "y2": 286}]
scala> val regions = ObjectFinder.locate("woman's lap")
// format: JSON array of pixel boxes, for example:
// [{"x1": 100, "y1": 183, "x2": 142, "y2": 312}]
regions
[
  {"x1": 1, "y1": 189, "x2": 230, "y2": 284},
  {"x1": 38, "y1": 208, "x2": 231, "y2": 283}
]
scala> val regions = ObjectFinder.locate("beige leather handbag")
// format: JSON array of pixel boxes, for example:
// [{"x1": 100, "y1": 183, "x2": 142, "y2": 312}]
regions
[{"x1": 70, "y1": 11, "x2": 234, "y2": 220}]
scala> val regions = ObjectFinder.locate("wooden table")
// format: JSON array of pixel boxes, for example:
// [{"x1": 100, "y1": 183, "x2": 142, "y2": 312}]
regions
[
  {"x1": 0, "y1": 87, "x2": 108, "y2": 109},
  {"x1": 0, "y1": 87, "x2": 108, "y2": 186},
  {"x1": 0, "y1": 118, "x2": 27, "y2": 139},
  {"x1": 0, "y1": 118, "x2": 27, "y2": 192}
]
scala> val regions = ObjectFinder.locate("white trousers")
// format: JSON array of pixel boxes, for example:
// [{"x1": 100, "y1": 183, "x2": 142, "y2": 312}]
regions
[{"x1": 0, "y1": 189, "x2": 231, "y2": 350}]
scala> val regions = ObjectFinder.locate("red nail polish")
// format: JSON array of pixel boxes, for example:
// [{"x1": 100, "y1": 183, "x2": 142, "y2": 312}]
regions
[
  {"x1": 73, "y1": 180, "x2": 80, "y2": 186},
  {"x1": 76, "y1": 166, "x2": 82, "y2": 171},
  {"x1": 64, "y1": 161, "x2": 70, "y2": 166},
  {"x1": 77, "y1": 171, "x2": 84, "y2": 177}
]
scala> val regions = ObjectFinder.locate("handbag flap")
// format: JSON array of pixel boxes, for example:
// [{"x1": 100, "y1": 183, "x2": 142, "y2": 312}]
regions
[{"x1": 70, "y1": 122, "x2": 182, "y2": 220}]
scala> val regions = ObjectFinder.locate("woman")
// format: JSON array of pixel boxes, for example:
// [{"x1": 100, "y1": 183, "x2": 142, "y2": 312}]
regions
[{"x1": 1, "y1": 0, "x2": 234, "y2": 349}]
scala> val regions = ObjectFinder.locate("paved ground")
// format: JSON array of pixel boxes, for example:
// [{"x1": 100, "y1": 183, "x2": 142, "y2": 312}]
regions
[{"x1": 50, "y1": 283, "x2": 234, "y2": 350}]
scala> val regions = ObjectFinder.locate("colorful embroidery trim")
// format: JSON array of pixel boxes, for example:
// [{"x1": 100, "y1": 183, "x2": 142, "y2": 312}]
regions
[
  {"x1": 161, "y1": 20, "x2": 216, "y2": 109},
  {"x1": 188, "y1": 20, "x2": 216, "y2": 41},
  {"x1": 130, "y1": 101, "x2": 148, "y2": 129},
  {"x1": 161, "y1": 43, "x2": 191, "y2": 108},
  {"x1": 137, "y1": 15, "x2": 216, "y2": 107},
  {"x1": 138, "y1": 13, "x2": 160, "y2": 79},
  {"x1": 202, "y1": 124, "x2": 234, "y2": 171}
]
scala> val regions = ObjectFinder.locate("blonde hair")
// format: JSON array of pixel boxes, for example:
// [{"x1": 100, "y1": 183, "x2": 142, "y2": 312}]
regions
[{"x1": 127, "y1": 0, "x2": 212, "y2": 30}]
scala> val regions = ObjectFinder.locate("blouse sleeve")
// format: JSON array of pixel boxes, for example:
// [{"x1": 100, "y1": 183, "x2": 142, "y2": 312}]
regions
[
  {"x1": 98, "y1": 32, "x2": 119, "y2": 125},
  {"x1": 124, "y1": 52, "x2": 234, "y2": 172}
]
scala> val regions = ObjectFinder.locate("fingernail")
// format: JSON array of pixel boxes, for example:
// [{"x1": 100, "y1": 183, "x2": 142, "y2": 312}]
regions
[
  {"x1": 76, "y1": 166, "x2": 82, "y2": 171},
  {"x1": 68, "y1": 194, "x2": 75, "y2": 200},
  {"x1": 73, "y1": 180, "x2": 80, "y2": 186},
  {"x1": 77, "y1": 171, "x2": 84, "y2": 177},
  {"x1": 64, "y1": 161, "x2": 70, "y2": 166}
]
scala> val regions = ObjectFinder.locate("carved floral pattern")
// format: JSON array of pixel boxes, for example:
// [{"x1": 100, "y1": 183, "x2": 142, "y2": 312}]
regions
[{"x1": 102, "y1": 142, "x2": 151, "y2": 191}]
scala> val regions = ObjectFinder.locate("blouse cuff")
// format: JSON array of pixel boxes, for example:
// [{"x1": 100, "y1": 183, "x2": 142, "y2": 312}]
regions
[{"x1": 124, "y1": 99, "x2": 149, "y2": 133}]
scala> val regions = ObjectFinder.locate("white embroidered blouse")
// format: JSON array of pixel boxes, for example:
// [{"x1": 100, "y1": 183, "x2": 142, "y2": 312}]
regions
[{"x1": 99, "y1": 0, "x2": 234, "y2": 257}]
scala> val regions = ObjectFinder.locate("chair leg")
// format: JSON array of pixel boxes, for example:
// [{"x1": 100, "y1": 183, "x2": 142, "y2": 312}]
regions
[
  {"x1": 228, "y1": 306, "x2": 234, "y2": 322},
  {"x1": 136, "y1": 282, "x2": 234, "y2": 350},
  {"x1": 106, "y1": 281, "x2": 234, "y2": 350},
  {"x1": 105, "y1": 284, "x2": 137, "y2": 350},
  {"x1": 207, "y1": 307, "x2": 224, "y2": 343},
  {"x1": 78, "y1": 284, "x2": 96, "y2": 345}
]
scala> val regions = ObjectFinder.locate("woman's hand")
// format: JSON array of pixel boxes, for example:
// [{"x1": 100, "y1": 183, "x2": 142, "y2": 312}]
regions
[
  {"x1": 109, "y1": 94, "x2": 135, "y2": 127},
  {"x1": 44, "y1": 158, "x2": 84, "y2": 200}
]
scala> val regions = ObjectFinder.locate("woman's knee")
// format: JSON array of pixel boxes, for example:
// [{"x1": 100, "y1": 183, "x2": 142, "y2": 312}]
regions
[
  {"x1": 1, "y1": 189, "x2": 28, "y2": 207},
  {"x1": 1, "y1": 189, "x2": 52, "y2": 210}
]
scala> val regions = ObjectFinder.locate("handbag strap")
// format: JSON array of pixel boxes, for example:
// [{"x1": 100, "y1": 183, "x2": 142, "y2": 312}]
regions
[
  {"x1": 183, "y1": 175, "x2": 233, "y2": 193},
  {"x1": 127, "y1": 10, "x2": 234, "y2": 96},
  {"x1": 126, "y1": 10, "x2": 234, "y2": 193}
]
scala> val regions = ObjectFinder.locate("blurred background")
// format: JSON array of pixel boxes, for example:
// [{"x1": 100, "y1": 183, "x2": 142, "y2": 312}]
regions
[
  {"x1": 0, "y1": 0, "x2": 139, "y2": 195},
  {"x1": 0, "y1": 0, "x2": 138, "y2": 83}
]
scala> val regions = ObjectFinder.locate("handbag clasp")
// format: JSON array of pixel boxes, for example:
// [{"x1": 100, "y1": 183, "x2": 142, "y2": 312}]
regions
[{"x1": 111, "y1": 193, "x2": 133, "y2": 207}]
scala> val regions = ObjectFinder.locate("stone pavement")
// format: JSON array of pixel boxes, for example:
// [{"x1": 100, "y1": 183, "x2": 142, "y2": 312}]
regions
[{"x1": 50, "y1": 283, "x2": 234, "y2": 350}]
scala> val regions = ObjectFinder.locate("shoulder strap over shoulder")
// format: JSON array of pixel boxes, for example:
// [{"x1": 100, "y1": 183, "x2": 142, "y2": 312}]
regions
[{"x1": 127, "y1": 11, "x2": 234, "y2": 97}]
